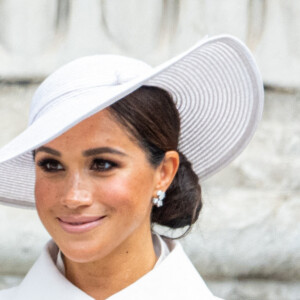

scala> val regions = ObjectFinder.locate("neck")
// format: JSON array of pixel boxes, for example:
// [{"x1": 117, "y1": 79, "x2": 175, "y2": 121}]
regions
[{"x1": 63, "y1": 228, "x2": 157, "y2": 300}]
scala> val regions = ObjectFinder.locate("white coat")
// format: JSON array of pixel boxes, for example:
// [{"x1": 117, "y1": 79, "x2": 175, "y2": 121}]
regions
[{"x1": 0, "y1": 237, "x2": 223, "y2": 300}]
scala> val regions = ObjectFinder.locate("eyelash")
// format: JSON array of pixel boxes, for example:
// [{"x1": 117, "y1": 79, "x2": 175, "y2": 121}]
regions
[
  {"x1": 37, "y1": 158, "x2": 118, "y2": 173},
  {"x1": 37, "y1": 158, "x2": 63, "y2": 173},
  {"x1": 91, "y1": 158, "x2": 118, "y2": 172}
]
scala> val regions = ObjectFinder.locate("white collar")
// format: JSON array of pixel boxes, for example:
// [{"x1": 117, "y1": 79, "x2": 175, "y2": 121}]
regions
[{"x1": 10, "y1": 236, "x2": 221, "y2": 300}]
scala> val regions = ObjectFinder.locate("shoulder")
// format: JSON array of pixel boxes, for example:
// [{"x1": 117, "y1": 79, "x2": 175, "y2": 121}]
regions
[
  {"x1": 0, "y1": 240, "x2": 58, "y2": 300},
  {"x1": 161, "y1": 236, "x2": 225, "y2": 299},
  {"x1": 0, "y1": 240, "x2": 94, "y2": 300},
  {"x1": 0, "y1": 286, "x2": 18, "y2": 300}
]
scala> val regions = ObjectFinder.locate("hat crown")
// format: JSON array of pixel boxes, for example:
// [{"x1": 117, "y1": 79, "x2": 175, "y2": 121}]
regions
[{"x1": 29, "y1": 55, "x2": 152, "y2": 125}]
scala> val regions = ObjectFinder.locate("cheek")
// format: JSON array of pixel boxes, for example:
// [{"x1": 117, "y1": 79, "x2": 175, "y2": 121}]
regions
[
  {"x1": 99, "y1": 171, "x2": 154, "y2": 217},
  {"x1": 35, "y1": 176, "x2": 59, "y2": 214}
]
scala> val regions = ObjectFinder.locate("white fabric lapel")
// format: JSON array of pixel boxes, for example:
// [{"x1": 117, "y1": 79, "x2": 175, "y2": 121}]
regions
[
  {"x1": 14, "y1": 240, "x2": 93, "y2": 300},
  {"x1": 108, "y1": 240, "x2": 216, "y2": 300}
]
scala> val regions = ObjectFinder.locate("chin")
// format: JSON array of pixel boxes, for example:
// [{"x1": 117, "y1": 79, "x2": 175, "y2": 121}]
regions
[
  {"x1": 58, "y1": 238, "x2": 109, "y2": 263},
  {"x1": 55, "y1": 228, "x2": 130, "y2": 264}
]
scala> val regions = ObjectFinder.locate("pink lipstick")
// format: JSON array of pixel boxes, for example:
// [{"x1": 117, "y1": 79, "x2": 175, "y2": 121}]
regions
[{"x1": 58, "y1": 215, "x2": 106, "y2": 233}]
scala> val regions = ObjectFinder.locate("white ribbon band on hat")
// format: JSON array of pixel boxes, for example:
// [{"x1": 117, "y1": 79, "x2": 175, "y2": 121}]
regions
[{"x1": 0, "y1": 34, "x2": 264, "y2": 208}]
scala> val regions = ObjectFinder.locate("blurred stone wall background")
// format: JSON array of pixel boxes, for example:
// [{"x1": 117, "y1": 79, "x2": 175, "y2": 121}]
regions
[{"x1": 0, "y1": 1, "x2": 299, "y2": 299}]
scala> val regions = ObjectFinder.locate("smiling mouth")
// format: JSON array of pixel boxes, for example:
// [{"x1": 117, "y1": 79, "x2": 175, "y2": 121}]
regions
[
  {"x1": 67, "y1": 221, "x2": 93, "y2": 225},
  {"x1": 57, "y1": 216, "x2": 106, "y2": 233}
]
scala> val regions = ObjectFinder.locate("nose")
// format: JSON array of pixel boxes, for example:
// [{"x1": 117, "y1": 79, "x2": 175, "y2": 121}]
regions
[{"x1": 61, "y1": 173, "x2": 93, "y2": 209}]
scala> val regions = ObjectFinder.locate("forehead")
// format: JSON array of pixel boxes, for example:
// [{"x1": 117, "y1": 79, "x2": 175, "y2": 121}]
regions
[{"x1": 43, "y1": 109, "x2": 135, "y2": 151}]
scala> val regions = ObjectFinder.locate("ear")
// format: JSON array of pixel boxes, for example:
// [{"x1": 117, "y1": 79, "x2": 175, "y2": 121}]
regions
[{"x1": 154, "y1": 151, "x2": 180, "y2": 192}]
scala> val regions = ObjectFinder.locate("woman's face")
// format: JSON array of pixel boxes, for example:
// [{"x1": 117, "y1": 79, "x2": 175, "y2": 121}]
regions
[{"x1": 34, "y1": 109, "x2": 162, "y2": 263}]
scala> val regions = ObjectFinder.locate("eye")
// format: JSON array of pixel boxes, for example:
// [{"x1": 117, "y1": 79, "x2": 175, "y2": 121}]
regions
[
  {"x1": 37, "y1": 158, "x2": 64, "y2": 172},
  {"x1": 90, "y1": 159, "x2": 118, "y2": 172}
]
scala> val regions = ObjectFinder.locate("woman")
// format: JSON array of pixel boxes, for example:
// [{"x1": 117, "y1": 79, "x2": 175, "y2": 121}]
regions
[{"x1": 0, "y1": 35, "x2": 264, "y2": 299}]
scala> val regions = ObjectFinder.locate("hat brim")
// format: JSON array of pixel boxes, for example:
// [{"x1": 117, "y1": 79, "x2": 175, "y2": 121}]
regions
[{"x1": 0, "y1": 34, "x2": 264, "y2": 208}]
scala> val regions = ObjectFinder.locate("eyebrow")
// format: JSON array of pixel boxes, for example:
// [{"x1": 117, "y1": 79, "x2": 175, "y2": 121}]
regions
[
  {"x1": 35, "y1": 146, "x2": 61, "y2": 157},
  {"x1": 83, "y1": 147, "x2": 127, "y2": 157},
  {"x1": 34, "y1": 146, "x2": 127, "y2": 157}
]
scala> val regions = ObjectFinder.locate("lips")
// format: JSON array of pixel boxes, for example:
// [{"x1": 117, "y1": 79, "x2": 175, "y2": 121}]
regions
[{"x1": 58, "y1": 215, "x2": 106, "y2": 233}]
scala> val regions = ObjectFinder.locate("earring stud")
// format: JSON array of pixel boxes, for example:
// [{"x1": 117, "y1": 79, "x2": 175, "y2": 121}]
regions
[{"x1": 152, "y1": 190, "x2": 165, "y2": 207}]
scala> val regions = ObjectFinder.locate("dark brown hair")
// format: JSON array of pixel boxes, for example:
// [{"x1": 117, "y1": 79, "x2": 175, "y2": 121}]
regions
[{"x1": 108, "y1": 86, "x2": 202, "y2": 234}]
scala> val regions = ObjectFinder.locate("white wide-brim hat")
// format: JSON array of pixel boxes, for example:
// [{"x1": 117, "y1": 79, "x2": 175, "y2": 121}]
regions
[{"x1": 0, "y1": 35, "x2": 264, "y2": 208}]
